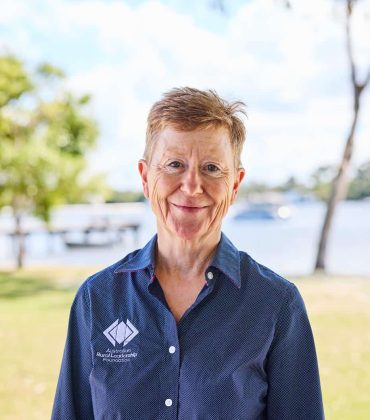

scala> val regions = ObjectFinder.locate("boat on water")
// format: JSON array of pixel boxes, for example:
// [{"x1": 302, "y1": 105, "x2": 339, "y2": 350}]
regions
[
  {"x1": 234, "y1": 193, "x2": 292, "y2": 220},
  {"x1": 233, "y1": 201, "x2": 291, "y2": 221}
]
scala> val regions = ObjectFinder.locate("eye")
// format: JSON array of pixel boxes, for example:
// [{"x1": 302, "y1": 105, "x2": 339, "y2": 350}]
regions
[
  {"x1": 205, "y1": 164, "x2": 220, "y2": 173},
  {"x1": 167, "y1": 161, "x2": 183, "y2": 169}
]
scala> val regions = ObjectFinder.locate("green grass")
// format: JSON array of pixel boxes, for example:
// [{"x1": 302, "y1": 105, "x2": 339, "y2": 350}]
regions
[
  {"x1": 0, "y1": 267, "x2": 94, "y2": 420},
  {"x1": 0, "y1": 268, "x2": 369, "y2": 419},
  {"x1": 295, "y1": 275, "x2": 370, "y2": 420}
]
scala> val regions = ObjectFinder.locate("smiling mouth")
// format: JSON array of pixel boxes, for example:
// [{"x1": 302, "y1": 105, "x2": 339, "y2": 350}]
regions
[{"x1": 172, "y1": 203, "x2": 208, "y2": 213}]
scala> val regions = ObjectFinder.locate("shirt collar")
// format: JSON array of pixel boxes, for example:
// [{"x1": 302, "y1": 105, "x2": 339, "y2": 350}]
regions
[
  {"x1": 209, "y1": 232, "x2": 241, "y2": 289},
  {"x1": 114, "y1": 232, "x2": 241, "y2": 289},
  {"x1": 114, "y1": 234, "x2": 157, "y2": 275}
]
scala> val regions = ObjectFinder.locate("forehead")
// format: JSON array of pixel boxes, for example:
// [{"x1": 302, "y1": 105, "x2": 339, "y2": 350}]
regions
[{"x1": 151, "y1": 126, "x2": 233, "y2": 159}]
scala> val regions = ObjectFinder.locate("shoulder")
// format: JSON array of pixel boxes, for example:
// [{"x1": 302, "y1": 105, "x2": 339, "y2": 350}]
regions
[
  {"x1": 74, "y1": 247, "x2": 145, "y2": 298},
  {"x1": 238, "y1": 249, "x2": 303, "y2": 318},
  {"x1": 216, "y1": 232, "x2": 298, "y2": 309},
  {"x1": 241, "y1": 250, "x2": 294, "y2": 291}
]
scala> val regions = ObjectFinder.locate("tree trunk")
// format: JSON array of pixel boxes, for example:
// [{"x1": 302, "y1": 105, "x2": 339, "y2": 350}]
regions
[
  {"x1": 13, "y1": 211, "x2": 25, "y2": 269},
  {"x1": 314, "y1": 0, "x2": 370, "y2": 272},
  {"x1": 314, "y1": 91, "x2": 360, "y2": 271}
]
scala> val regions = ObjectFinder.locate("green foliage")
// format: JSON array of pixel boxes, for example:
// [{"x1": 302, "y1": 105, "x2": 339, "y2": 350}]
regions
[
  {"x1": 276, "y1": 176, "x2": 309, "y2": 194},
  {"x1": 0, "y1": 55, "x2": 105, "y2": 226},
  {"x1": 0, "y1": 55, "x2": 33, "y2": 107},
  {"x1": 36, "y1": 94, "x2": 98, "y2": 156},
  {"x1": 309, "y1": 165, "x2": 337, "y2": 201},
  {"x1": 238, "y1": 177, "x2": 310, "y2": 200},
  {"x1": 348, "y1": 161, "x2": 370, "y2": 200},
  {"x1": 238, "y1": 180, "x2": 271, "y2": 198},
  {"x1": 307, "y1": 162, "x2": 370, "y2": 201},
  {"x1": 37, "y1": 62, "x2": 65, "y2": 79},
  {"x1": 106, "y1": 190, "x2": 146, "y2": 203}
]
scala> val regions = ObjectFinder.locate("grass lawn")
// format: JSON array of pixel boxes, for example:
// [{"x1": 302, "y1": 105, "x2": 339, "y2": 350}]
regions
[{"x1": 0, "y1": 268, "x2": 369, "y2": 419}]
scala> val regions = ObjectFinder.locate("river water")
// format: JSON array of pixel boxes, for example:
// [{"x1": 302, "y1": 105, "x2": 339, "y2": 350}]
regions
[{"x1": 0, "y1": 200, "x2": 369, "y2": 276}]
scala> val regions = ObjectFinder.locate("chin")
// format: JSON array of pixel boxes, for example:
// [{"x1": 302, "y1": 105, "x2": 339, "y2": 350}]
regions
[{"x1": 170, "y1": 222, "x2": 207, "y2": 241}]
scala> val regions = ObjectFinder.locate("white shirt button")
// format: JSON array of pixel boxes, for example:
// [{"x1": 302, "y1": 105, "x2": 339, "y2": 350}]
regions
[
  {"x1": 207, "y1": 271, "x2": 214, "y2": 280},
  {"x1": 165, "y1": 399, "x2": 173, "y2": 407},
  {"x1": 169, "y1": 346, "x2": 176, "y2": 354}
]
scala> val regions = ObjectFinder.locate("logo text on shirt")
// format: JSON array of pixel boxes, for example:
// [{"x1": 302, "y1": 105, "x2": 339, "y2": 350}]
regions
[
  {"x1": 103, "y1": 318, "x2": 139, "y2": 347},
  {"x1": 96, "y1": 347, "x2": 138, "y2": 363}
]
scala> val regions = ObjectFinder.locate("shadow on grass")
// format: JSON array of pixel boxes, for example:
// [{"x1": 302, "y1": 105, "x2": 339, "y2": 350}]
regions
[{"x1": 0, "y1": 271, "x2": 76, "y2": 299}]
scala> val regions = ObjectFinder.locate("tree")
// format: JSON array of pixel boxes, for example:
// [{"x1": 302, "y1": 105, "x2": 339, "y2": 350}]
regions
[
  {"x1": 106, "y1": 190, "x2": 146, "y2": 203},
  {"x1": 212, "y1": 0, "x2": 369, "y2": 272},
  {"x1": 315, "y1": 0, "x2": 370, "y2": 271},
  {"x1": 309, "y1": 165, "x2": 337, "y2": 201},
  {"x1": 347, "y1": 160, "x2": 370, "y2": 199},
  {"x1": 276, "y1": 175, "x2": 309, "y2": 195},
  {"x1": 0, "y1": 56, "x2": 33, "y2": 107},
  {"x1": 0, "y1": 55, "x2": 105, "y2": 268}
]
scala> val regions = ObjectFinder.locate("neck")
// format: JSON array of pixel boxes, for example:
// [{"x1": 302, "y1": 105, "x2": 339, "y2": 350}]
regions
[{"x1": 155, "y1": 226, "x2": 221, "y2": 280}]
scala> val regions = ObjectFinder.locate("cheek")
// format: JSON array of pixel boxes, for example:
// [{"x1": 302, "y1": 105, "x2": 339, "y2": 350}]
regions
[
  {"x1": 213, "y1": 178, "x2": 234, "y2": 202},
  {"x1": 148, "y1": 175, "x2": 174, "y2": 203},
  {"x1": 148, "y1": 178, "x2": 162, "y2": 204},
  {"x1": 210, "y1": 179, "x2": 234, "y2": 216}
]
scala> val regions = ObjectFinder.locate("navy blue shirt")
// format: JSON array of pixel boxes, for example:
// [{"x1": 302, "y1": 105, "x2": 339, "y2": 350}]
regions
[{"x1": 52, "y1": 233, "x2": 324, "y2": 419}]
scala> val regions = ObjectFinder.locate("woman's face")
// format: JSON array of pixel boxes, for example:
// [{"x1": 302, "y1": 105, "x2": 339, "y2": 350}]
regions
[{"x1": 138, "y1": 126, "x2": 245, "y2": 241}]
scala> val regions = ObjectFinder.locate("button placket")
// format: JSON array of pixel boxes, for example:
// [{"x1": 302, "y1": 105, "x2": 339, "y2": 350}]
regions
[{"x1": 161, "y1": 312, "x2": 180, "y2": 416}]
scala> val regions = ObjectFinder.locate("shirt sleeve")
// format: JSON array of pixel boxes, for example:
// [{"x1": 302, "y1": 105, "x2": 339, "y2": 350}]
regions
[
  {"x1": 266, "y1": 284, "x2": 325, "y2": 420},
  {"x1": 51, "y1": 281, "x2": 94, "y2": 419}
]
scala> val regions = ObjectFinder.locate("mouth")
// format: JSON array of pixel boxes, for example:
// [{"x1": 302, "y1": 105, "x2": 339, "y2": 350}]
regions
[{"x1": 171, "y1": 203, "x2": 208, "y2": 213}]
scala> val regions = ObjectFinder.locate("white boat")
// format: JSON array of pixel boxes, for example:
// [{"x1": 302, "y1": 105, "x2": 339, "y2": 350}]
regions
[{"x1": 234, "y1": 193, "x2": 292, "y2": 220}]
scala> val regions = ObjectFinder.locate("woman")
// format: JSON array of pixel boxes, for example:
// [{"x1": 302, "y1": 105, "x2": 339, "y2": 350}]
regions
[{"x1": 52, "y1": 87, "x2": 324, "y2": 419}]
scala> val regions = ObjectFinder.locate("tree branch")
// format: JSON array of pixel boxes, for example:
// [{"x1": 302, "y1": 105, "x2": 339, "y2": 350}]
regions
[{"x1": 345, "y1": 0, "x2": 357, "y2": 87}]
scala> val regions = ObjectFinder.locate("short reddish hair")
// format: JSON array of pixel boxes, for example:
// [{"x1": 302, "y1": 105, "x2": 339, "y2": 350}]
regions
[{"x1": 144, "y1": 87, "x2": 247, "y2": 168}]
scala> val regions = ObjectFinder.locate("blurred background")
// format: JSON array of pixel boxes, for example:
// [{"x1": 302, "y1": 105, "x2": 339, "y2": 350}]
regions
[{"x1": 0, "y1": 0, "x2": 369, "y2": 419}]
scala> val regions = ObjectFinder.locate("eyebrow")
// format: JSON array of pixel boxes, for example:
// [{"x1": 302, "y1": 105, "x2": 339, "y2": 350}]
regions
[
  {"x1": 161, "y1": 147, "x2": 227, "y2": 159},
  {"x1": 160, "y1": 153, "x2": 227, "y2": 165}
]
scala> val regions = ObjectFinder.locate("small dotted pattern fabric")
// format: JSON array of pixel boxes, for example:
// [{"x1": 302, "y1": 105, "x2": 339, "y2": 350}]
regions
[{"x1": 52, "y1": 232, "x2": 325, "y2": 420}]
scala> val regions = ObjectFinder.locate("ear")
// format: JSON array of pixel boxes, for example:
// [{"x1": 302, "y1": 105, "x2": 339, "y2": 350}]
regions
[
  {"x1": 138, "y1": 159, "x2": 150, "y2": 199},
  {"x1": 231, "y1": 167, "x2": 246, "y2": 204}
]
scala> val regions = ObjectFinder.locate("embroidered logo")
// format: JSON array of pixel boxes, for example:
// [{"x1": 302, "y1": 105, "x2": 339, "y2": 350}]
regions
[{"x1": 103, "y1": 319, "x2": 139, "y2": 347}]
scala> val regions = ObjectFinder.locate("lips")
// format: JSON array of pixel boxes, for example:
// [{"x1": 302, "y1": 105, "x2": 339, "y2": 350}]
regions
[{"x1": 171, "y1": 203, "x2": 208, "y2": 213}]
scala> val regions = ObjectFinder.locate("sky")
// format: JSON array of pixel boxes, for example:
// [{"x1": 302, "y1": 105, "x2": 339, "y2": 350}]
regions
[{"x1": 1, "y1": 0, "x2": 370, "y2": 191}]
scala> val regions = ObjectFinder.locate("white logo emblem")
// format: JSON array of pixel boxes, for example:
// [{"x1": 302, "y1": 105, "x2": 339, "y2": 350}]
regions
[{"x1": 103, "y1": 319, "x2": 139, "y2": 347}]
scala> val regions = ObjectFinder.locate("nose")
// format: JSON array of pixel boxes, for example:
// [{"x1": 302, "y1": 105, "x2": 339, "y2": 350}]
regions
[{"x1": 180, "y1": 166, "x2": 203, "y2": 196}]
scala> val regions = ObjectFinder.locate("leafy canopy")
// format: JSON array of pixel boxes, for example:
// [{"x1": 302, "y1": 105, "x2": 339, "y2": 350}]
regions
[{"x1": 0, "y1": 54, "x2": 106, "y2": 223}]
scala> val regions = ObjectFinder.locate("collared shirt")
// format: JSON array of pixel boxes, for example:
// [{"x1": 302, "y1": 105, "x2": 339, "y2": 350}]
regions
[{"x1": 52, "y1": 232, "x2": 325, "y2": 420}]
